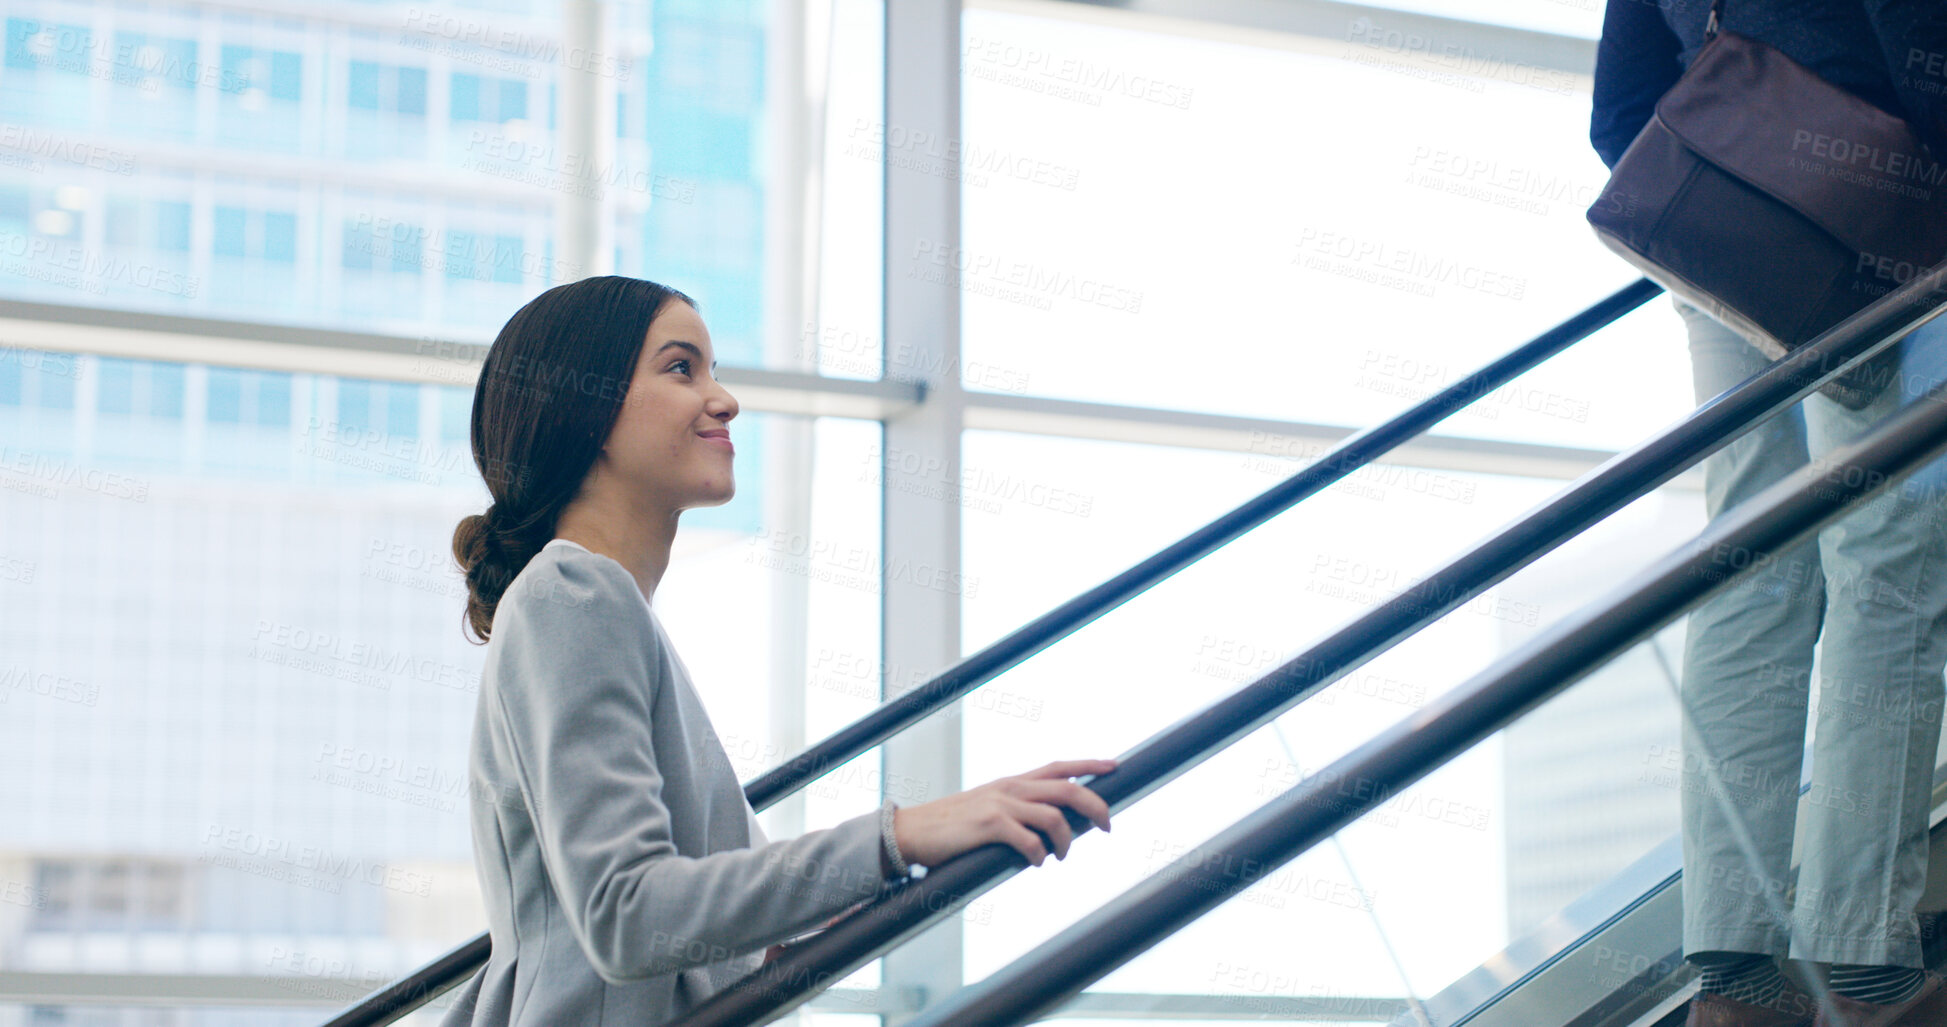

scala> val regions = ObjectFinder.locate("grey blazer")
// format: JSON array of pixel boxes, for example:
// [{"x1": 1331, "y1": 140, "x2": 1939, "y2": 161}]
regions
[{"x1": 438, "y1": 540, "x2": 888, "y2": 1027}]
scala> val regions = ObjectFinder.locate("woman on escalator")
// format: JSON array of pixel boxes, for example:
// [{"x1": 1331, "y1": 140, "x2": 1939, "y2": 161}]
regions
[
  {"x1": 434, "y1": 275, "x2": 1115, "y2": 1027},
  {"x1": 1593, "y1": 2, "x2": 1947, "y2": 1026}
]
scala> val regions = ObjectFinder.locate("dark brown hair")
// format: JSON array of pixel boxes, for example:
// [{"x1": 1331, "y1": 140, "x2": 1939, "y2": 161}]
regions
[{"x1": 452, "y1": 275, "x2": 696, "y2": 642}]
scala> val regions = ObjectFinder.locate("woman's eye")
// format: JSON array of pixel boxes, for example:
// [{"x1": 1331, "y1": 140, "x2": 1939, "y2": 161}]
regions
[{"x1": 669, "y1": 358, "x2": 692, "y2": 377}]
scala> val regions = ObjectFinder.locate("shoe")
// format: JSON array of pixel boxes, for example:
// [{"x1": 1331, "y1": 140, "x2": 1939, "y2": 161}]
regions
[
  {"x1": 1813, "y1": 972, "x2": 1947, "y2": 1027},
  {"x1": 1688, "y1": 987, "x2": 1818, "y2": 1027}
]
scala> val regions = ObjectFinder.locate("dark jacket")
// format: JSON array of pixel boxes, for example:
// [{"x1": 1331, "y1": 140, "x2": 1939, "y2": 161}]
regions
[{"x1": 1590, "y1": 0, "x2": 1947, "y2": 169}]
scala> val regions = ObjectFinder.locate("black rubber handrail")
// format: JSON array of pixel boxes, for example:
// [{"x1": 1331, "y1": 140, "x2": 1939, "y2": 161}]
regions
[
  {"x1": 320, "y1": 282, "x2": 1661, "y2": 1026},
  {"x1": 661, "y1": 271, "x2": 1947, "y2": 1027},
  {"x1": 909, "y1": 272, "x2": 1947, "y2": 1027}
]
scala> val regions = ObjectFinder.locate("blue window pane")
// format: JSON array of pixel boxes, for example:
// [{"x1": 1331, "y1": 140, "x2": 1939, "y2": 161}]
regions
[
  {"x1": 150, "y1": 364, "x2": 185, "y2": 419},
  {"x1": 36, "y1": 367, "x2": 73, "y2": 408},
  {"x1": 445, "y1": 231, "x2": 476, "y2": 279},
  {"x1": 111, "y1": 31, "x2": 146, "y2": 87},
  {"x1": 341, "y1": 222, "x2": 372, "y2": 271},
  {"x1": 396, "y1": 67, "x2": 426, "y2": 116},
  {"x1": 390, "y1": 225, "x2": 422, "y2": 275},
  {"x1": 155, "y1": 202, "x2": 190, "y2": 251},
  {"x1": 98, "y1": 358, "x2": 135, "y2": 415},
  {"x1": 110, "y1": 31, "x2": 193, "y2": 89},
  {"x1": 256, "y1": 373, "x2": 291, "y2": 427},
  {"x1": 0, "y1": 188, "x2": 25, "y2": 231},
  {"x1": 492, "y1": 235, "x2": 521, "y2": 284},
  {"x1": 337, "y1": 380, "x2": 370, "y2": 434},
  {"x1": 649, "y1": 110, "x2": 750, "y2": 177},
  {"x1": 161, "y1": 38, "x2": 197, "y2": 88},
  {"x1": 5, "y1": 19, "x2": 38, "y2": 70},
  {"x1": 348, "y1": 61, "x2": 379, "y2": 110},
  {"x1": 207, "y1": 368, "x2": 242, "y2": 423},
  {"x1": 219, "y1": 44, "x2": 248, "y2": 81},
  {"x1": 450, "y1": 74, "x2": 479, "y2": 121},
  {"x1": 105, "y1": 200, "x2": 140, "y2": 247},
  {"x1": 262, "y1": 212, "x2": 296, "y2": 263},
  {"x1": 383, "y1": 383, "x2": 416, "y2": 439},
  {"x1": 51, "y1": 23, "x2": 91, "y2": 75},
  {"x1": 269, "y1": 52, "x2": 300, "y2": 101},
  {"x1": 213, "y1": 208, "x2": 246, "y2": 258},
  {"x1": 438, "y1": 386, "x2": 469, "y2": 445},
  {"x1": 500, "y1": 81, "x2": 526, "y2": 121},
  {"x1": 0, "y1": 354, "x2": 20, "y2": 405}
]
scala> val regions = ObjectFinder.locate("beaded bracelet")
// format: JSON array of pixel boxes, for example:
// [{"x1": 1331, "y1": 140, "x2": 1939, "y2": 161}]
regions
[{"x1": 879, "y1": 797, "x2": 910, "y2": 878}]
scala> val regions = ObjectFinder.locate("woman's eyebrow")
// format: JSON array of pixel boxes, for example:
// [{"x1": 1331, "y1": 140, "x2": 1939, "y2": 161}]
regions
[{"x1": 654, "y1": 340, "x2": 717, "y2": 370}]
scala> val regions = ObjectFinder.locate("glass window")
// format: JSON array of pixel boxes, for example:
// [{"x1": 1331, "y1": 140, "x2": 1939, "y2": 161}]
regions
[
  {"x1": 269, "y1": 51, "x2": 301, "y2": 100},
  {"x1": 155, "y1": 202, "x2": 192, "y2": 251},
  {"x1": 337, "y1": 379, "x2": 372, "y2": 433},
  {"x1": 113, "y1": 31, "x2": 199, "y2": 90},
  {"x1": 263, "y1": 211, "x2": 296, "y2": 262},
  {"x1": 958, "y1": 6, "x2": 1685, "y2": 452},
  {"x1": 490, "y1": 234, "x2": 521, "y2": 284},
  {"x1": 449, "y1": 73, "x2": 526, "y2": 123},
  {"x1": 391, "y1": 224, "x2": 424, "y2": 274},
  {"x1": 151, "y1": 364, "x2": 185, "y2": 418},
  {"x1": 445, "y1": 230, "x2": 477, "y2": 279},
  {"x1": 221, "y1": 44, "x2": 303, "y2": 102},
  {"x1": 0, "y1": 353, "x2": 21, "y2": 405},
  {"x1": 214, "y1": 207, "x2": 248, "y2": 258},
  {"x1": 449, "y1": 72, "x2": 480, "y2": 121},
  {"x1": 32, "y1": 863, "x2": 75, "y2": 930},
  {"x1": 5, "y1": 19, "x2": 92, "y2": 75},
  {"x1": 397, "y1": 66, "x2": 427, "y2": 115},
  {"x1": 341, "y1": 220, "x2": 374, "y2": 271},
  {"x1": 384, "y1": 381, "x2": 417, "y2": 437},
  {"x1": 348, "y1": 60, "x2": 380, "y2": 109},
  {"x1": 209, "y1": 368, "x2": 244, "y2": 422},
  {"x1": 439, "y1": 385, "x2": 470, "y2": 444},
  {"x1": 98, "y1": 358, "x2": 136, "y2": 414},
  {"x1": 0, "y1": 0, "x2": 881, "y2": 375},
  {"x1": 105, "y1": 200, "x2": 141, "y2": 247},
  {"x1": 3, "y1": 18, "x2": 38, "y2": 70},
  {"x1": 257, "y1": 372, "x2": 292, "y2": 427}
]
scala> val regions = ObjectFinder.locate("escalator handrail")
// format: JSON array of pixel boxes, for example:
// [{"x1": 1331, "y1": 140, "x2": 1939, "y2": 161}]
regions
[
  {"x1": 320, "y1": 283, "x2": 1662, "y2": 1027},
  {"x1": 907, "y1": 267, "x2": 1947, "y2": 1027},
  {"x1": 742, "y1": 278, "x2": 1662, "y2": 811},
  {"x1": 662, "y1": 272, "x2": 1947, "y2": 1027}
]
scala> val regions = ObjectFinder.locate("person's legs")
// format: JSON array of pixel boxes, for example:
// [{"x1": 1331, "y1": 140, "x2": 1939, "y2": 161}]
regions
[
  {"x1": 1675, "y1": 301, "x2": 1825, "y2": 982},
  {"x1": 1792, "y1": 320, "x2": 1947, "y2": 987}
]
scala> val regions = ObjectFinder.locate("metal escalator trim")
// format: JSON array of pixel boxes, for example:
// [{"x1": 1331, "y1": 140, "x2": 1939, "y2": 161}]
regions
[
  {"x1": 1433, "y1": 838, "x2": 1683, "y2": 1027},
  {"x1": 1443, "y1": 698, "x2": 1947, "y2": 1027}
]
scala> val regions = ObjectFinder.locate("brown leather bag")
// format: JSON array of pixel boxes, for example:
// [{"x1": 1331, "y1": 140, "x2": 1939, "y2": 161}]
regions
[{"x1": 1587, "y1": 2, "x2": 1947, "y2": 408}]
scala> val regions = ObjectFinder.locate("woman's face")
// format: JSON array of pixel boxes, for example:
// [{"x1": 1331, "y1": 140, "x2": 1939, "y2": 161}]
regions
[{"x1": 599, "y1": 301, "x2": 740, "y2": 512}]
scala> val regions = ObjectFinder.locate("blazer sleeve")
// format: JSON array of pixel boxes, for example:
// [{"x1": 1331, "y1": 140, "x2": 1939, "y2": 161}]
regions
[
  {"x1": 1590, "y1": 0, "x2": 1685, "y2": 169},
  {"x1": 487, "y1": 554, "x2": 888, "y2": 985}
]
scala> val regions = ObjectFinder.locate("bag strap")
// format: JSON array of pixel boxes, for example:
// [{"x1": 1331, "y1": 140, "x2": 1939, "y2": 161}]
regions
[{"x1": 1706, "y1": 0, "x2": 1724, "y2": 39}]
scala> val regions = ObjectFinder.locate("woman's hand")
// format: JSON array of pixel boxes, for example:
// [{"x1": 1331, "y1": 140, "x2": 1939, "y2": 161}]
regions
[
  {"x1": 765, "y1": 761, "x2": 1115, "y2": 962},
  {"x1": 893, "y1": 759, "x2": 1117, "y2": 868}
]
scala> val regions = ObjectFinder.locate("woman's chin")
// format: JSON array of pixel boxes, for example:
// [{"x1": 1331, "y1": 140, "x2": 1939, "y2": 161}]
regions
[{"x1": 683, "y1": 483, "x2": 737, "y2": 510}]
